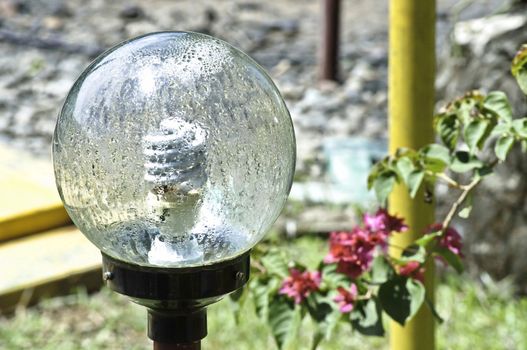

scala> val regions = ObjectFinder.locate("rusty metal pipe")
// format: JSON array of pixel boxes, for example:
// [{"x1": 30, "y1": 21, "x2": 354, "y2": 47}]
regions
[{"x1": 319, "y1": 0, "x2": 340, "y2": 81}]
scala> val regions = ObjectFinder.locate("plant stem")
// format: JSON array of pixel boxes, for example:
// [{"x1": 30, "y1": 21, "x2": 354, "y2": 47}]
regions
[
  {"x1": 251, "y1": 260, "x2": 267, "y2": 274},
  {"x1": 441, "y1": 159, "x2": 499, "y2": 228},
  {"x1": 435, "y1": 172, "x2": 463, "y2": 189},
  {"x1": 441, "y1": 177, "x2": 480, "y2": 229}
]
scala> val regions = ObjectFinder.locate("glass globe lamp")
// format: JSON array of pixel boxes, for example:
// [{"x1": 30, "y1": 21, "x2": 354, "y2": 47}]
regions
[{"x1": 52, "y1": 31, "x2": 295, "y2": 347}]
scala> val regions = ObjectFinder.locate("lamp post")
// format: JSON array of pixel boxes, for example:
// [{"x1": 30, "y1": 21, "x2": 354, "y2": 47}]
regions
[
  {"x1": 389, "y1": 1, "x2": 436, "y2": 349},
  {"x1": 52, "y1": 31, "x2": 296, "y2": 348}
]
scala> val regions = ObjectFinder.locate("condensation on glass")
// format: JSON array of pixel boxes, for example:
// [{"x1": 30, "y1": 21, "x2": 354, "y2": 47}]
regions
[{"x1": 53, "y1": 32, "x2": 296, "y2": 267}]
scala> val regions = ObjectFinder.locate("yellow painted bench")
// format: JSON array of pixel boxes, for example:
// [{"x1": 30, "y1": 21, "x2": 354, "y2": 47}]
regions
[
  {"x1": 0, "y1": 226, "x2": 102, "y2": 312},
  {"x1": 0, "y1": 144, "x2": 70, "y2": 241}
]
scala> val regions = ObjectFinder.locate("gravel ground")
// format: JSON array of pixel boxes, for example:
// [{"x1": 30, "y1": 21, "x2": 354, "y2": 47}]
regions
[
  {"x1": 0, "y1": 0, "x2": 461, "y2": 167},
  {"x1": 0, "y1": 0, "x2": 510, "y2": 172}
]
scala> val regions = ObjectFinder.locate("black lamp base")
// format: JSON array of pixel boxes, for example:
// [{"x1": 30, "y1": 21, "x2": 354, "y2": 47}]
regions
[{"x1": 101, "y1": 251, "x2": 250, "y2": 345}]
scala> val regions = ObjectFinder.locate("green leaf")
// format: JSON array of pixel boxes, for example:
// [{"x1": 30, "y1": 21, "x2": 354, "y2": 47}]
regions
[
  {"x1": 457, "y1": 98, "x2": 478, "y2": 126},
  {"x1": 312, "y1": 310, "x2": 342, "y2": 350},
  {"x1": 483, "y1": 91, "x2": 513, "y2": 122},
  {"x1": 464, "y1": 119, "x2": 490, "y2": 153},
  {"x1": 367, "y1": 161, "x2": 385, "y2": 189},
  {"x1": 450, "y1": 151, "x2": 484, "y2": 173},
  {"x1": 320, "y1": 264, "x2": 348, "y2": 290},
  {"x1": 475, "y1": 165, "x2": 494, "y2": 179},
  {"x1": 435, "y1": 114, "x2": 460, "y2": 151},
  {"x1": 252, "y1": 281, "x2": 270, "y2": 319},
  {"x1": 306, "y1": 295, "x2": 334, "y2": 349},
  {"x1": 491, "y1": 122, "x2": 512, "y2": 137},
  {"x1": 378, "y1": 277, "x2": 425, "y2": 326},
  {"x1": 512, "y1": 44, "x2": 527, "y2": 95},
  {"x1": 420, "y1": 144, "x2": 451, "y2": 172},
  {"x1": 407, "y1": 170, "x2": 425, "y2": 198},
  {"x1": 512, "y1": 45, "x2": 527, "y2": 75},
  {"x1": 394, "y1": 147, "x2": 418, "y2": 159},
  {"x1": 306, "y1": 294, "x2": 333, "y2": 323},
  {"x1": 414, "y1": 231, "x2": 442, "y2": 248},
  {"x1": 373, "y1": 171, "x2": 397, "y2": 206},
  {"x1": 395, "y1": 156, "x2": 415, "y2": 184},
  {"x1": 261, "y1": 251, "x2": 289, "y2": 278},
  {"x1": 350, "y1": 298, "x2": 385, "y2": 336},
  {"x1": 458, "y1": 194, "x2": 473, "y2": 219},
  {"x1": 434, "y1": 247, "x2": 464, "y2": 273},
  {"x1": 370, "y1": 255, "x2": 395, "y2": 284},
  {"x1": 251, "y1": 277, "x2": 280, "y2": 320},
  {"x1": 268, "y1": 299, "x2": 301, "y2": 349},
  {"x1": 512, "y1": 118, "x2": 527, "y2": 138},
  {"x1": 229, "y1": 287, "x2": 249, "y2": 325},
  {"x1": 495, "y1": 135, "x2": 515, "y2": 161},
  {"x1": 312, "y1": 331, "x2": 324, "y2": 350},
  {"x1": 514, "y1": 67, "x2": 527, "y2": 95},
  {"x1": 400, "y1": 244, "x2": 426, "y2": 264},
  {"x1": 424, "y1": 297, "x2": 444, "y2": 324}
]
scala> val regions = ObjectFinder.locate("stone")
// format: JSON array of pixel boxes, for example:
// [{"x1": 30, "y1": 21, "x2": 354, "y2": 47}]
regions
[
  {"x1": 279, "y1": 83, "x2": 304, "y2": 101},
  {"x1": 361, "y1": 114, "x2": 387, "y2": 138},
  {"x1": 453, "y1": 14, "x2": 526, "y2": 56},
  {"x1": 119, "y1": 4, "x2": 145, "y2": 20},
  {"x1": 437, "y1": 13, "x2": 527, "y2": 116},
  {"x1": 50, "y1": 2, "x2": 72, "y2": 17},
  {"x1": 345, "y1": 105, "x2": 366, "y2": 133},
  {"x1": 42, "y1": 16, "x2": 64, "y2": 31},
  {"x1": 43, "y1": 78, "x2": 74, "y2": 97},
  {"x1": 9, "y1": 105, "x2": 35, "y2": 136},
  {"x1": 124, "y1": 21, "x2": 159, "y2": 39},
  {"x1": 260, "y1": 19, "x2": 299, "y2": 36}
]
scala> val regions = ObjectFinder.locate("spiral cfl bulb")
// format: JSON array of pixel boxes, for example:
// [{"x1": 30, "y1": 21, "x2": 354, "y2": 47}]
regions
[{"x1": 143, "y1": 117, "x2": 208, "y2": 264}]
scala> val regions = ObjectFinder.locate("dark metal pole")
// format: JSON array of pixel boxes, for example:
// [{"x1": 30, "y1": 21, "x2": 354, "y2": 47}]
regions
[
  {"x1": 319, "y1": 0, "x2": 340, "y2": 81},
  {"x1": 153, "y1": 341, "x2": 201, "y2": 350}
]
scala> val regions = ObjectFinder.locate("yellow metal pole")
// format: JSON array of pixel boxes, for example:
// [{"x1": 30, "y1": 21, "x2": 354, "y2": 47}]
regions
[{"x1": 389, "y1": 0, "x2": 436, "y2": 350}]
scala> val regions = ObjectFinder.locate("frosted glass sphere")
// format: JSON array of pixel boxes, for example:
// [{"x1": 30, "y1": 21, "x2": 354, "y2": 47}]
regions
[{"x1": 53, "y1": 32, "x2": 295, "y2": 268}]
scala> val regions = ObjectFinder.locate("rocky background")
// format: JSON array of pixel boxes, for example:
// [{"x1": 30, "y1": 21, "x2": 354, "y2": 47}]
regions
[{"x1": 1, "y1": 0, "x2": 526, "y2": 292}]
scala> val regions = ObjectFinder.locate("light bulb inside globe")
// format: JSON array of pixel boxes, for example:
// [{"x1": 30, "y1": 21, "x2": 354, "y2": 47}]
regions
[
  {"x1": 53, "y1": 31, "x2": 296, "y2": 268},
  {"x1": 141, "y1": 116, "x2": 208, "y2": 264}
]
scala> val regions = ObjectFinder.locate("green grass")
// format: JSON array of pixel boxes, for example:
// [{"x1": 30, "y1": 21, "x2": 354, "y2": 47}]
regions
[{"x1": 0, "y1": 236, "x2": 525, "y2": 349}]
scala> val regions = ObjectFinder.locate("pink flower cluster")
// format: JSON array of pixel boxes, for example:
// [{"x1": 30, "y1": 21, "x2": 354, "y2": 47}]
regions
[
  {"x1": 364, "y1": 209, "x2": 408, "y2": 236},
  {"x1": 397, "y1": 223, "x2": 464, "y2": 282},
  {"x1": 398, "y1": 261, "x2": 425, "y2": 283},
  {"x1": 334, "y1": 283, "x2": 358, "y2": 313},
  {"x1": 427, "y1": 223, "x2": 464, "y2": 258},
  {"x1": 324, "y1": 209, "x2": 407, "y2": 278},
  {"x1": 440, "y1": 227, "x2": 463, "y2": 257},
  {"x1": 279, "y1": 269, "x2": 321, "y2": 304}
]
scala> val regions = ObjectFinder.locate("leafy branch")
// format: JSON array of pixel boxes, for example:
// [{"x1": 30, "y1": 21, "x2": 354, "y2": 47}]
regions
[{"x1": 441, "y1": 176, "x2": 480, "y2": 229}]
